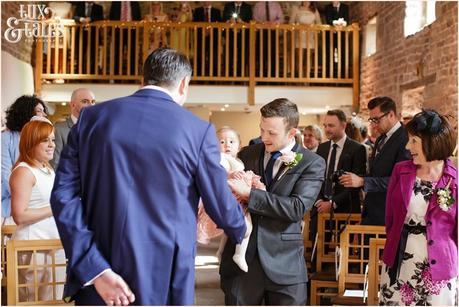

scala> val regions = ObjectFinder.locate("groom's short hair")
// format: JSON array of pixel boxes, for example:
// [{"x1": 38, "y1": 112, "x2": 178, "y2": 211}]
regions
[
  {"x1": 143, "y1": 48, "x2": 192, "y2": 89},
  {"x1": 261, "y1": 98, "x2": 299, "y2": 130}
]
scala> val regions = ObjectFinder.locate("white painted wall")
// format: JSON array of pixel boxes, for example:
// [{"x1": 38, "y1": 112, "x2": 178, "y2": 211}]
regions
[
  {"x1": 1, "y1": 51, "x2": 35, "y2": 113},
  {"x1": 41, "y1": 84, "x2": 353, "y2": 115}
]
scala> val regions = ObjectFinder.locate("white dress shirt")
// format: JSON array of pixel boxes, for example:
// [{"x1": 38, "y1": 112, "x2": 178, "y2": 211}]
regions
[{"x1": 263, "y1": 139, "x2": 296, "y2": 179}]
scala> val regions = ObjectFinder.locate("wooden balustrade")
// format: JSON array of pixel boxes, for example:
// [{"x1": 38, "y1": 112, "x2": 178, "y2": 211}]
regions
[{"x1": 35, "y1": 20, "x2": 360, "y2": 107}]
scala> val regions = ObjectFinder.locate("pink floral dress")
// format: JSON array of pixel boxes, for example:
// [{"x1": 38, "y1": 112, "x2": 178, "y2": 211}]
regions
[{"x1": 379, "y1": 178, "x2": 457, "y2": 305}]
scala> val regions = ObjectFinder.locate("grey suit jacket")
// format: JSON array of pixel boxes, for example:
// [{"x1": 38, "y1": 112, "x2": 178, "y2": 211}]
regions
[
  {"x1": 220, "y1": 143, "x2": 325, "y2": 285},
  {"x1": 50, "y1": 117, "x2": 73, "y2": 169}
]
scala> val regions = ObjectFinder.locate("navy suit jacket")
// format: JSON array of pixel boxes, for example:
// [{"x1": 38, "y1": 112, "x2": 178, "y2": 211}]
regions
[
  {"x1": 51, "y1": 88, "x2": 246, "y2": 305},
  {"x1": 193, "y1": 6, "x2": 222, "y2": 22},
  {"x1": 73, "y1": 2, "x2": 104, "y2": 22},
  {"x1": 362, "y1": 124, "x2": 410, "y2": 225}
]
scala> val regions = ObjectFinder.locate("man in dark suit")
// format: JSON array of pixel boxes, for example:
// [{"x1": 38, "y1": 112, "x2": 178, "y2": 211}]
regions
[
  {"x1": 221, "y1": 98, "x2": 326, "y2": 305},
  {"x1": 223, "y1": 2, "x2": 252, "y2": 77},
  {"x1": 324, "y1": 1, "x2": 350, "y2": 78},
  {"x1": 50, "y1": 48, "x2": 246, "y2": 305},
  {"x1": 340, "y1": 96, "x2": 411, "y2": 225},
  {"x1": 109, "y1": 1, "x2": 141, "y2": 75},
  {"x1": 73, "y1": 2, "x2": 104, "y2": 74},
  {"x1": 325, "y1": 1, "x2": 349, "y2": 25},
  {"x1": 193, "y1": 2, "x2": 222, "y2": 76},
  {"x1": 315, "y1": 109, "x2": 367, "y2": 214}
]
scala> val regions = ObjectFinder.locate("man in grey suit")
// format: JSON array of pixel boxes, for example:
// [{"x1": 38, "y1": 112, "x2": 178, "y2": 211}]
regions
[
  {"x1": 222, "y1": 98, "x2": 326, "y2": 305},
  {"x1": 50, "y1": 88, "x2": 95, "y2": 169}
]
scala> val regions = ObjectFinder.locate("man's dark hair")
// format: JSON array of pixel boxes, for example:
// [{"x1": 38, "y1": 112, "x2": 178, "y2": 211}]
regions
[
  {"x1": 327, "y1": 109, "x2": 347, "y2": 123},
  {"x1": 143, "y1": 48, "x2": 192, "y2": 89},
  {"x1": 405, "y1": 109, "x2": 456, "y2": 161},
  {"x1": 367, "y1": 96, "x2": 397, "y2": 114},
  {"x1": 260, "y1": 98, "x2": 299, "y2": 129},
  {"x1": 5, "y1": 95, "x2": 47, "y2": 132}
]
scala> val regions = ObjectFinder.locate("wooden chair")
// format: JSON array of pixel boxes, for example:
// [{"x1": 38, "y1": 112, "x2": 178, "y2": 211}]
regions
[
  {"x1": 309, "y1": 213, "x2": 361, "y2": 305},
  {"x1": 303, "y1": 212, "x2": 313, "y2": 272},
  {"x1": 2, "y1": 224, "x2": 17, "y2": 304},
  {"x1": 331, "y1": 225, "x2": 386, "y2": 305},
  {"x1": 367, "y1": 238, "x2": 386, "y2": 306},
  {"x1": 6, "y1": 239, "x2": 71, "y2": 306},
  {"x1": 2, "y1": 225, "x2": 17, "y2": 287}
]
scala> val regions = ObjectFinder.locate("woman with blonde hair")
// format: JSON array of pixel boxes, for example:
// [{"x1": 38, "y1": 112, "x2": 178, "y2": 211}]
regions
[
  {"x1": 10, "y1": 117, "x2": 65, "y2": 302},
  {"x1": 144, "y1": 2, "x2": 169, "y2": 52}
]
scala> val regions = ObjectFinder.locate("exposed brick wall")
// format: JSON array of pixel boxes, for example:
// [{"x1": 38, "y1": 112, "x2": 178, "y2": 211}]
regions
[
  {"x1": 349, "y1": 1, "x2": 458, "y2": 124},
  {"x1": 1, "y1": 2, "x2": 35, "y2": 64}
]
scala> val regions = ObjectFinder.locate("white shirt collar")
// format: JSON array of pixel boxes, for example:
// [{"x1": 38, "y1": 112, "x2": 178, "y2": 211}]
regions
[
  {"x1": 332, "y1": 134, "x2": 347, "y2": 148},
  {"x1": 386, "y1": 121, "x2": 401, "y2": 140},
  {"x1": 70, "y1": 114, "x2": 78, "y2": 125},
  {"x1": 141, "y1": 85, "x2": 175, "y2": 101},
  {"x1": 266, "y1": 139, "x2": 296, "y2": 156}
]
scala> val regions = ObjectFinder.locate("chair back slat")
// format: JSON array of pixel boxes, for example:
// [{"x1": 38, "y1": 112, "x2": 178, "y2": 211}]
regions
[
  {"x1": 367, "y1": 238, "x2": 386, "y2": 305},
  {"x1": 2, "y1": 225, "x2": 17, "y2": 287}
]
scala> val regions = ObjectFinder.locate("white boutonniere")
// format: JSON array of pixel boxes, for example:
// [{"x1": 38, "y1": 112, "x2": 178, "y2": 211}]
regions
[
  {"x1": 278, "y1": 151, "x2": 303, "y2": 169},
  {"x1": 436, "y1": 178, "x2": 455, "y2": 211}
]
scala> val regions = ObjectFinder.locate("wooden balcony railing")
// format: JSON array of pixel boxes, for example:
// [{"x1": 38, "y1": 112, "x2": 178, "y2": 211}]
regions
[{"x1": 35, "y1": 20, "x2": 360, "y2": 107}]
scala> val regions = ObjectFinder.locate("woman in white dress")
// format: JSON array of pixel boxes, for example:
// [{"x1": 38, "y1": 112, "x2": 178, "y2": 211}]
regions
[
  {"x1": 144, "y1": 2, "x2": 170, "y2": 52},
  {"x1": 10, "y1": 117, "x2": 65, "y2": 302},
  {"x1": 289, "y1": 1, "x2": 322, "y2": 77}
]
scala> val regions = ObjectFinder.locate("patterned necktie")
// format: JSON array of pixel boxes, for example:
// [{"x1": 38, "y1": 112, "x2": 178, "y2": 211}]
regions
[
  {"x1": 265, "y1": 151, "x2": 282, "y2": 187},
  {"x1": 120, "y1": 1, "x2": 130, "y2": 21},
  {"x1": 375, "y1": 133, "x2": 387, "y2": 156},
  {"x1": 265, "y1": 2, "x2": 270, "y2": 22},
  {"x1": 324, "y1": 143, "x2": 338, "y2": 199}
]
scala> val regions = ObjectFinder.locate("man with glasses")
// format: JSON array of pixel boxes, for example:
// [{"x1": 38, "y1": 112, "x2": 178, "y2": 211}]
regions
[
  {"x1": 50, "y1": 88, "x2": 96, "y2": 169},
  {"x1": 339, "y1": 96, "x2": 410, "y2": 225}
]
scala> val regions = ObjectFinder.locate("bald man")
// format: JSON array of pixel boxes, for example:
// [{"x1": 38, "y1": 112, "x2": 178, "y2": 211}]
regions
[{"x1": 50, "y1": 88, "x2": 95, "y2": 169}]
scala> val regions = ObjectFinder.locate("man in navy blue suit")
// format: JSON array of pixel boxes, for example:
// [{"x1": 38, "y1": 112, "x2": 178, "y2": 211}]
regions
[{"x1": 50, "y1": 48, "x2": 247, "y2": 305}]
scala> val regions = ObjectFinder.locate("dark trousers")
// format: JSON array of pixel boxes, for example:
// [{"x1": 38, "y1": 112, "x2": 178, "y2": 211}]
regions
[
  {"x1": 73, "y1": 286, "x2": 105, "y2": 305},
  {"x1": 113, "y1": 28, "x2": 138, "y2": 76},
  {"x1": 256, "y1": 29, "x2": 276, "y2": 77},
  {"x1": 227, "y1": 29, "x2": 250, "y2": 77},
  {"x1": 76, "y1": 28, "x2": 97, "y2": 74},
  {"x1": 325, "y1": 31, "x2": 348, "y2": 78},
  {"x1": 196, "y1": 29, "x2": 219, "y2": 76},
  {"x1": 221, "y1": 254, "x2": 307, "y2": 305}
]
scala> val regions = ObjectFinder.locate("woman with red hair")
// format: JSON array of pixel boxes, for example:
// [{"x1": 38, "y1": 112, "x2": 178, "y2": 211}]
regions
[{"x1": 10, "y1": 117, "x2": 64, "y2": 302}]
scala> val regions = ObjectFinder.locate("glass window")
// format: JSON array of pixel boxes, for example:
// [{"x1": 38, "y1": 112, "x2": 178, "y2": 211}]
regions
[{"x1": 404, "y1": 1, "x2": 436, "y2": 37}]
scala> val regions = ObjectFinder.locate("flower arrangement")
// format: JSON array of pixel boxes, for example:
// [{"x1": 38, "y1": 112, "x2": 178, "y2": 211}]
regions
[
  {"x1": 279, "y1": 151, "x2": 303, "y2": 169},
  {"x1": 436, "y1": 178, "x2": 455, "y2": 211}
]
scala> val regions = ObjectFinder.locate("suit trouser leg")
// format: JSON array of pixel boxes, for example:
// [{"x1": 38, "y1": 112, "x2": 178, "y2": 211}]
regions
[
  {"x1": 221, "y1": 254, "x2": 307, "y2": 305},
  {"x1": 74, "y1": 286, "x2": 105, "y2": 305},
  {"x1": 221, "y1": 255, "x2": 265, "y2": 305},
  {"x1": 265, "y1": 280, "x2": 307, "y2": 305}
]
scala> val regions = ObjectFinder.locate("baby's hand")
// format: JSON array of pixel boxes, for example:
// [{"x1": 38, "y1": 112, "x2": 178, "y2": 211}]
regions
[
  {"x1": 251, "y1": 175, "x2": 266, "y2": 191},
  {"x1": 228, "y1": 171, "x2": 246, "y2": 180}
]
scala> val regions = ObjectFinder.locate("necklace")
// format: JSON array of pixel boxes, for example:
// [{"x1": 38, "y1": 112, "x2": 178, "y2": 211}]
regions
[{"x1": 38, "y1": 166, "x2": 52, "y2": 175}]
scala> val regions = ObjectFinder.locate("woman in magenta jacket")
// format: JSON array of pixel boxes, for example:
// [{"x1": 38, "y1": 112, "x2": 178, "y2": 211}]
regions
[{"x1": 380, "y1": 109, "x2": 457, "y2": 305}]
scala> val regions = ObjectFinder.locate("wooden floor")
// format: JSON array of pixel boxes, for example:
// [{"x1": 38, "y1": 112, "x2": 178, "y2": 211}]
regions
[{"x1": 195, "y1": 237, "x2": 225, "y2": 305}]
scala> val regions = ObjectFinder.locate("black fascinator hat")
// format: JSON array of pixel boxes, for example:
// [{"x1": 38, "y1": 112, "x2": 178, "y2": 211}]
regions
[
  {"x1": 406, "y1": 109, "x2": 456, "y2": 162},
  {"x1": 411, "y1": 109, "x2": 443, "y2": 134}
]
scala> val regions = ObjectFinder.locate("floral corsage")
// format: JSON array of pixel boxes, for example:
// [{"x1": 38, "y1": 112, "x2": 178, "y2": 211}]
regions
[
  {"x1": 279, "y1": 151, "x2": 303, "y2": 169},
  {"x1": 436, "y1": 177, "x2": 455, "y2": 211}
]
